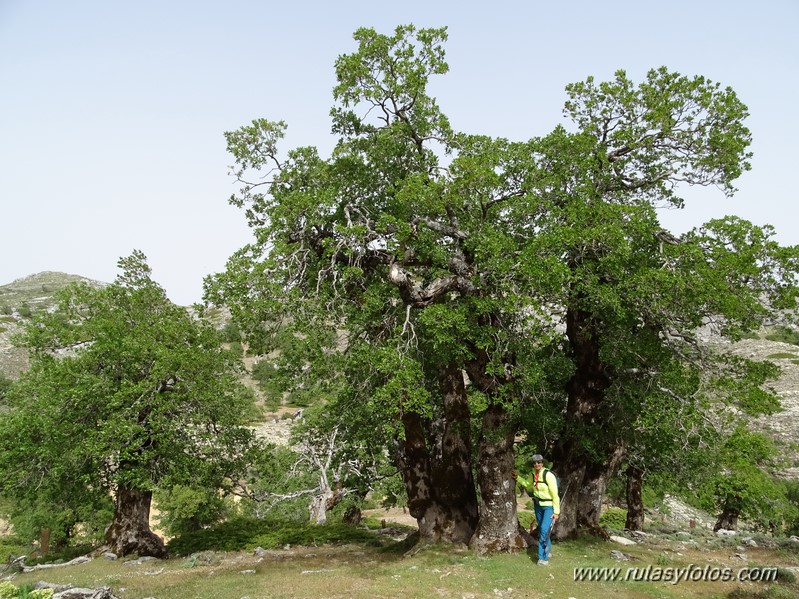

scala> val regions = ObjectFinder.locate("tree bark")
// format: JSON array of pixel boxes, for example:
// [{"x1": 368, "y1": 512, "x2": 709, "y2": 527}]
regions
[
  {"x1": 470, "y1": 403, "x2": 525, "y2": 554},
  {"x1": 714, "y1": 499, "x2": 740, "y2": 531},
  {"x1": 397, "y1": 366, "x2": 478, "y2": 545},
  {"x1": 309, "y1": 487, "x2": 346, "y2": 525},
  {"x1": 574, "y1": 445, "x2": 626, "y2": 538},
  {"x1": 548, "y1": 444, "x2": 586, "y2": 540},
  {"x1": 105, "y1": 485, "x2": 166, "y2": 557},
  {"x1": 551, "y1": 304, "x2": 615, "y2": 540},
  {"x1": 625, "y1": 464, "x2": 646, "y2": 531}
]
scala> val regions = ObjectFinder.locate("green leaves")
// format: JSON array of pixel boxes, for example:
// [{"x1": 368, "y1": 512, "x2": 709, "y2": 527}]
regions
[
  {"x1": 209, "y1": 24, "x2": 799, "y2": 537},
  {"x1": 563, "y1": 67, "x2": 753, "y2": 205},
  {"x1": 0, "y1": 252, "x2": 259, "y2": 540}
]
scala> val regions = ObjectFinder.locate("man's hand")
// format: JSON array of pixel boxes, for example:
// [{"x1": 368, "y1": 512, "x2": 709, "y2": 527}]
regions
[{"x1": 553, "y1": 514, "x2": 559, "y2": 522}]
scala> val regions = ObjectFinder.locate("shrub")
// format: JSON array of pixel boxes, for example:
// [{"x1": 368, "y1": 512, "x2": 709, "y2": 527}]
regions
[
  {"x1": 154, "y1": 485, "x2": 231, "y2": 537},
  {"x1": 0, "y1": 583, "x2": 54, "y2": 599},
  {"x1": 0, "y1": 536, "x2": 27, "y2": 564},
  {"x1": 226, "y1": 341, "x2": 244, "y2": 359},
  {"x1": 219, "y1": 320, "x2": 241, "y2": 343},
  {"x1": 0, "y1": 582, "x2": 19, "y2": 599},
  {"x1": 599, "y1": 507, "x2": 627, "y2": 530}
]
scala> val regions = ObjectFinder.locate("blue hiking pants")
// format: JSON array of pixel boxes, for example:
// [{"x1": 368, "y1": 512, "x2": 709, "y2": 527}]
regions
[{"x1": 534, "y1": 502, "x2": 554, "y2": 562}]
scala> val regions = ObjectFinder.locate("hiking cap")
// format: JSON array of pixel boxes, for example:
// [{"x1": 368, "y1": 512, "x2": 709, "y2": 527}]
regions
[{"x1": 532, "y1": 454, "x2": 544, "y2": 462}]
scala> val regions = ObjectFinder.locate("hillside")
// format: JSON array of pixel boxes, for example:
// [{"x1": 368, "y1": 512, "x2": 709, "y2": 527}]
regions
[
  {"x1": 0, "y1": 272, "x2": 106, "y2": 379},
  {"x1": 726, "y1": 336, "x2": 799, "y2": 479}
]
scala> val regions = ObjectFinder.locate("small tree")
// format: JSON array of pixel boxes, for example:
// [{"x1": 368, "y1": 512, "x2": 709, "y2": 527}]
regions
[
  {"x1": 0, "y1": 251, "x2": 258, "y2": 557},
  {"x1": 697, "y1": 426, "x2": 790, "y2": 532}
]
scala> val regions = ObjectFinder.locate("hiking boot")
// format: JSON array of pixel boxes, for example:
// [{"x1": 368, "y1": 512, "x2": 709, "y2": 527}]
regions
[{"x1": 537, "y1": 559, "x2": 549, "y2": 566}]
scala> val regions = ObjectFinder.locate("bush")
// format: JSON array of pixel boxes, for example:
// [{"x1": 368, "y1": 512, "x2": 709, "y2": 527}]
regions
[
  {"x1": 599, "y1": 507, "x2": 627, "y2": 530},
  {"x1": 0, "y1": 582, "x2": 54, "y2": 598},
  {"x1": 0, "y1": 535, "x2": 27, "y2": 563},
  {"x1": 226, "y1": 341, "x2": 244, "y2": 359},
  {"x1": 784, "y1": 479, "x2": 799, "y2": 536},
  {"x1": 250, "y1": 360, "x2": 284, "y2": 411},
  {"x1": 2, "y1": 494, "x2": 113, "y2": 550},
  {"x1": 219, "y1": 321, "x2": 241, "y2": 343},
  {"x1": 154, "y1": 485, "x2": 232, "y2": 537}
]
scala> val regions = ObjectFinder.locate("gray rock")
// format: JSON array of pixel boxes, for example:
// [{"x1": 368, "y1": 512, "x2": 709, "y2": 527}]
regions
[
  {"x1": 53, "y1": 587, "x2": 120, "y2": 599},
  {"x1": 610, "y1": 535, "x2": 637, "y2": 546},
  {"x1": 610, "y1": 550, "x2": 631, "y2": 561},
  {"x1": 715, "y1": 529, "x2": 737, "y2": 537}
]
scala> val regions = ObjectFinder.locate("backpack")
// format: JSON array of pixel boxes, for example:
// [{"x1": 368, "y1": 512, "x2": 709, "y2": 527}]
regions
[{"x1": 537, "y1": 467, "x2": 562, "y2": 497}]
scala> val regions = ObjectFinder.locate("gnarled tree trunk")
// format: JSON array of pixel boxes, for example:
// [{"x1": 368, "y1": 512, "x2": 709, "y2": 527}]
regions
[
  {"x1": 398, "y1": 365, "x2": 478, "y2": 545},
  {"x1": 625, "y1": 464, "x2": 646, "y2": 531},
  {"x1": 470, "y1": 403, "x2": 525, "y2": 554},
  {"x1": 551, "y1": 303, "x2": 615, "y2": 540},
  {"x1": 548, "y1": 447, "x2": 586, "y2": 540},
  {"x1": 309, "y1": 487, "x2": 346, "y2": 525},
  {"x1": 105, "y1": 485, "x2": 166, "y2": 557},
  {"x1": 575, "y1": 445, "x2": 626, "y2": 537},
  {"x1": 714, "y1": 498, "x2": 740, "y2": 532}
]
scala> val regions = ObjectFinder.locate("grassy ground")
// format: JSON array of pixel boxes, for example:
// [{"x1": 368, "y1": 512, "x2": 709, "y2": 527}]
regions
[{"x1": 3, "y1": 522, "x2": 799, "y2": 599}]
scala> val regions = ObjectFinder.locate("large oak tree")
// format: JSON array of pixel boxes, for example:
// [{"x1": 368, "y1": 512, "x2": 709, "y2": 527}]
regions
[
  {"x1": 207, "y1": 25, "x2": 797, "y2": 550},
  {"x1": 0, "y1": 251, "x2": 257, "y2": 557}
]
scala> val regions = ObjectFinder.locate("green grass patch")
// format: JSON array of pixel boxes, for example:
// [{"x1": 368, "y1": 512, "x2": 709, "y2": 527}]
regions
[
  {"x1": 166, "y1": 517, "x2": 390, "y2": 555},
  {"x1": 764, "y1": 326, "x2": 799, "y2": 346},
  {"x1": 0, "y1": 536, "x2": 28, "y2": 563},
  {"x1": 766, "y1": 353, "x2": 799, "y2": 360},
  {"x1": 6, "y1": 528, "x2": 799, "y2": 599}
]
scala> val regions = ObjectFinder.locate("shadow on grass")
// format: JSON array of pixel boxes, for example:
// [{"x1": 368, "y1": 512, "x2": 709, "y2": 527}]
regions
[{"x1": 166, "y1": 517, "x2": 416, "y2": 557}]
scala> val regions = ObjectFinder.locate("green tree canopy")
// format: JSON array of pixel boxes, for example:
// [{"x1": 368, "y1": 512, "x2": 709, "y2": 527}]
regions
[
  {"x1": 0, "y1": 251, "x2": 258, "y2": 557},
  {"x1": 207, "y1": 24, "x2": 798, "y2": 549}
]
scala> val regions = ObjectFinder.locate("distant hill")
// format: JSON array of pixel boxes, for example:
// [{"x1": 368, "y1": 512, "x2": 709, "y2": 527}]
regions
[
  {"x1": 0, "y1": 271, "x2": 106, "y2": 314},
  {"x1": 0, "y1": 272, "x2": 107, "y2": 379}
]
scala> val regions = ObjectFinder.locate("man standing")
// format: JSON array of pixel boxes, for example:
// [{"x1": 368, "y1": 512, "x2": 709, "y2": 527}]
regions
[{"x1": 515, "y1": 454, "x2": 560, "y2": 565}]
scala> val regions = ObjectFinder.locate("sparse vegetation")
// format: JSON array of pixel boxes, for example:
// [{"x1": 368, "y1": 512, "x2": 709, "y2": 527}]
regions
[
  {"x1": 767, "y1": 353, "x2": 799, "y2": 360},
  {"x1": 765, "y1": 326, "x2": 799, "y2": 346}
]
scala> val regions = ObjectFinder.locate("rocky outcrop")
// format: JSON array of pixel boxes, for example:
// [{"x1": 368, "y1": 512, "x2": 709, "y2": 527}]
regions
[{"x1": 724, "y1": 337, "x2": 799, "y2": 478}]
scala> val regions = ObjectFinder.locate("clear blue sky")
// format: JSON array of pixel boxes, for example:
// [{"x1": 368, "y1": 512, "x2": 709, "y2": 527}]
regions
[{"x1": 1, "y1": 0, "x2": 797, "y2": 305}]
